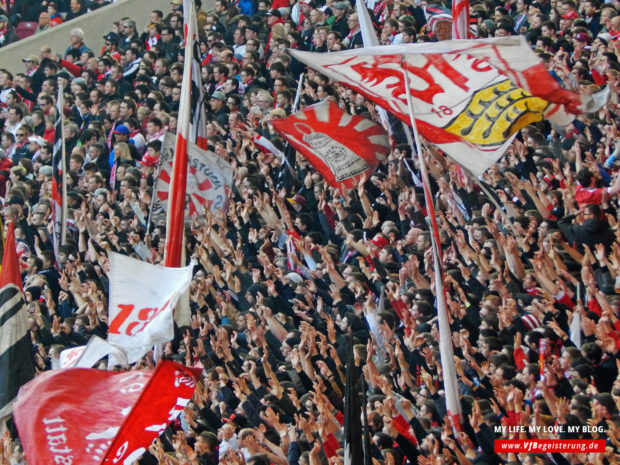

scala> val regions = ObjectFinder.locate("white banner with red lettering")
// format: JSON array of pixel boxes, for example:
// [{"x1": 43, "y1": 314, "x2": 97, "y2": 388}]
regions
[
  {"x1": 59, "y1": 336, "x2": 129, "y2": 369},
  {"x1": 14, "y1": 361, "x2": 200, "y2": 465},
  {"x1": 107, "y1": 253, "x2": 193, "y2": 364},
  {"x1": 151, "y1": 132, "x2": 233, "y2": 225}
]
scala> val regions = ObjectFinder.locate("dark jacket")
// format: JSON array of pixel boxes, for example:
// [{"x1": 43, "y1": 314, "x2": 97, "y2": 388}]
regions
[
  {"x1": 558, "y1": 214, "x2": 615, "y2": 253},
  {"x1": 0, "y1": 25, "x2": 18, "y2": 47}
]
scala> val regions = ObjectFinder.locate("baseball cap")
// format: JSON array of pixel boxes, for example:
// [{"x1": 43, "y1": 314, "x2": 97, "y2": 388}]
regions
[
  {"x1": 285, "y1": 272, "x2": 304, "y2": 284},
  {"x1": 22, "y1": 55, "x2": 39, "y2": 64},
  {"x1": 138, "y1": 153, "x2": 159, "y2": 166},
  {"x1": 28, "y1": 136, "x2": 46, "y2": 146},
  {"x1": 265, "y1": 9, "x2": 282, "y2": 17},
  {"x1": 332, "y1": 1, "x2": 349, "y2": 10},
  {"x1": 210, "y1": 90, "x2": 226, "y2": 101},
  {"x1": 370, "y1": 234, "x2": 389, "y2": 248},
  {"x1": 55, "y1": 70, "x2": 72, "y2": 81},
  {"x1": 287, "y1": 194, "x2": 306, "y2": 207},
  {"x1": 574, "y1": 32, "x2": 592, "y2": 44},
  {"x1": 103, "y1": 32, "x2": 120, "y2": 44},
  {"x1": 113, "y1": 124, "x2": 130, "y2": 135}
]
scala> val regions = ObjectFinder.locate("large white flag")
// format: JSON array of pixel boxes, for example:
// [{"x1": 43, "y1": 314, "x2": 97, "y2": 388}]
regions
[
  {"x1": 107, "y1": 253, "x2": 193, "y2": 363},
  {"x1": 59, "y1": 335, "x2": 129, "y2": 369},
  {"x1": 151, "y1": 132, "x2": 234, "y2": 224},
  {"x1": 289, "y1": 37, "x2": 608, "y2": 176}
]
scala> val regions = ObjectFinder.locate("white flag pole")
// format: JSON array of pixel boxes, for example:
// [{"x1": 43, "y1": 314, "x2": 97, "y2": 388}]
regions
[{"x1": 400, "y1": 57, "x2": 462, "y2": 429}]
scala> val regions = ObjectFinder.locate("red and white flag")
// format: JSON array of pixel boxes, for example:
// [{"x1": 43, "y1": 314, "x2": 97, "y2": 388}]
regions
[
  {"x1": 14, "y1": 361, "x2": 200, "y2": 465},
  {"x1": 272, "y1": 101, "x2": 390, "y2": 190},
  {"x1": 59, "y1": 335, "x2": 128, "y2": 369},
  {"x1": 452, "y1": 0, "x2": 470, "y2": 39},
  {"x1": 164, "y1": 0, "x2": 199, "y2": 267},
  {"x1": 151, "y1": 132, "x2": 233, "y2": 223},
  {"x1": 289, "y1": 37, "x2": 608, "y2": 176},
  {"x1": 107, "y1": 252, "x2": 193, "y2": 364},
  {"x1": 183, "y1": 0, "x2": 207, "y2": 149}
]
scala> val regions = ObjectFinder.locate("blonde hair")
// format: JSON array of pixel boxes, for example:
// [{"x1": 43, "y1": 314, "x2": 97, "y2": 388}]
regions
[{"x1": 114, "y1": 142, "x2": 132, "y2": 163}]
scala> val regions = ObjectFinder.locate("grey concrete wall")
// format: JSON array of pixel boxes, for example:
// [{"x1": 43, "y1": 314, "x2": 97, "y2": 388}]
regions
[{"x1": 0, "y1": 0, "x2": 172, "y2": 75}]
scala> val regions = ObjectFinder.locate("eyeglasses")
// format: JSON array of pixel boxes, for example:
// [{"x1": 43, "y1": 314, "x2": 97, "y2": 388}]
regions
[{"x1": 16, "y1": 133, "x2": 26, "y2": 137}]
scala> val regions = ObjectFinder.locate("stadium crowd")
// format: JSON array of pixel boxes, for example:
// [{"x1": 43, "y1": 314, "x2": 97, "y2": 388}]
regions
[{"x1": 1, "y1": 0, "x2": 620, "y2": 464}]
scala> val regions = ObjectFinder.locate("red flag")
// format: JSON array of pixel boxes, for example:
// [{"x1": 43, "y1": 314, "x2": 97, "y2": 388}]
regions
[
  {"x1": 452, "y1": 0, "x2": 470, "y2": 39},
  {"x1": 272, "y1": 101, "x2": 390, "y2": 190},
  {"x1": 0, "y1": 222, "x2": 22, "y2": 292},
  {"x1": 0, "y1": 222, "x2": 35, "y2": 418},
  {"x1": 14, "y1": 361, "x2": 200, "y2": 465},
  {"x1": 164, "y1": 0, "x2": 199, "y2": 267}
]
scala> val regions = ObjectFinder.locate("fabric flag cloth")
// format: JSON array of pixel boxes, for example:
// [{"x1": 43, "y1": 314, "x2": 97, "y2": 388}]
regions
[
  {"x1": 0, "y1": 222, "x2": 35, "y2": 419},
  {"x1": 356, "y1": 0, "x2": 379, "y2": 46},
  {"x1": 272, "y1": 101, "x2": 390, "y2": 190},
  {"x1": 59, "y1": 335, "x2": 129, "y2": 369},
  {"x1": 343, "y1": 335, "x2": 364, "y2": 465},
  {"x1": 182, "y1": 0, "x2": 207, "y2": 149},
  {"x1": 107, "y1": 252, "x2": 193, "y2": 364},
  {"x1": 151, "y1": 132, "x2": 234, "y2": 224},
  {"x1": 164, "y1": 0, "x2": 199, "y2": 267},
  {"x1": 288, "y1": 37, "x2": 608, "y2": 176},
  {"x1": 452, "y1": 0, "x2": 470, "y2": 39},
  {"x1": 14, "y1": 360, "x2": 200, "y2": 465},
  {"x1": 51, "y1": 86, "x2": 66, "y2": 258}
]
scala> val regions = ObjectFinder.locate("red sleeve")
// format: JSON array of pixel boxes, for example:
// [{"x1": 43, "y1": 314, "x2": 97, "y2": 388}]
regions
[
  {"x1": 390, "y1": 298, "x2": 407, "y2": 322},
  {"x1": 322, "y1": 433, "x2": 340, "y2": 459},
  {"x1": 58, "y1": 59, "x2": 82, "y2": 77},
  {"x1": 575, "y1": 187, "x2": 603, "y2": 206},
  {"x1": 514, "y1": 346, "x2": 527, "y2": 370},
  {"x1": 591, "y1": 68, "x2": 608, "y2": 86},
  {"x1": 606, "y1": 330, "x2": 620, "y2": 352},
  {"x1": 323, "y1": 204, "x2": 335, "y2": 231},
  {"x1": 555, "y1": 292, "x2": 575, "y2": 309},
  {"x1": 392, "y1": 414, "x2": 418, "y2": 446},
  {"x1": 334, "y1": 410, "x2": 344, "y2": 426},
  {"x1": 505, "y1": 409, "x2": 520, "y2": 427},
  {"x1": 587, "y1": 298, "x2": 602, "y2": 317}
]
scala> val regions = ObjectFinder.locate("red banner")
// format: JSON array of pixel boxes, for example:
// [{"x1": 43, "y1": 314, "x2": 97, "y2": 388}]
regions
[
  {"x1": 14, "y1": 361, "x2": 200, "y2": 465},
  {"x1": 272, "y1": 101, "x2": 390, "y2": 190}
]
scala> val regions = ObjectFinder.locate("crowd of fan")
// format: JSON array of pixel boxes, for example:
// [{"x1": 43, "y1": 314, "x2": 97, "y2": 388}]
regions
[
  {"x1": 0, "y1": 0, "x2": 108, "y2": 46},
  {"x1": 1, "y1": 0, "x2": 620, "y2": 464}
]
